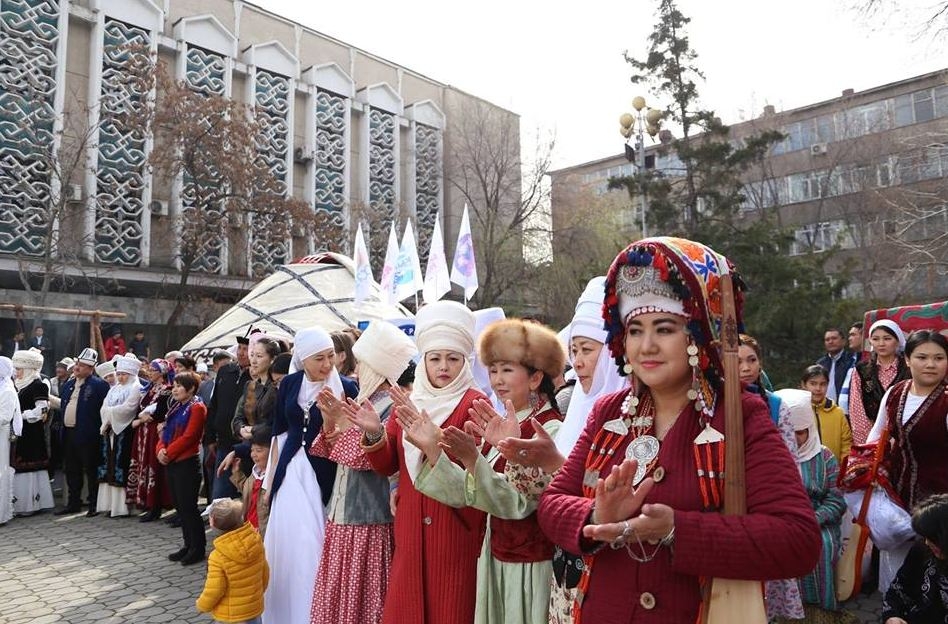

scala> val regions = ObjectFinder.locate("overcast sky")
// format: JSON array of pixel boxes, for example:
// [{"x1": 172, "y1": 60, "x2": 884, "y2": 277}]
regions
[{"x1": 255, "y1": 0, "x2": 945, "y2": 169}]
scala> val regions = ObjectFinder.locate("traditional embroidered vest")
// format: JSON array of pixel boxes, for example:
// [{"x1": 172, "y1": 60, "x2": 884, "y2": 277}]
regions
[
  {"x1": 488, "y1": 406, "x2": 561, "y2": 563},
  {"x1": 886, "y1": 379, "x2": 948, "y2": 509}
]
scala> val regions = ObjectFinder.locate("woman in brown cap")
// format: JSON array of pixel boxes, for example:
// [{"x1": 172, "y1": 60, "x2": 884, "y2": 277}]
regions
[{"x1": 413, "y1": 318, "x2": 565, "y2": 624}]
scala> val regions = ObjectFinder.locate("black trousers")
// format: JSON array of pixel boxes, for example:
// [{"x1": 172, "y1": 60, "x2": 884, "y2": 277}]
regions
[
  {"x1": 166, "y1": 456, "x2": 206, "y2": 554},
  {"x1": 62, "y1": 428, "x2": 100, "y2": 508}
]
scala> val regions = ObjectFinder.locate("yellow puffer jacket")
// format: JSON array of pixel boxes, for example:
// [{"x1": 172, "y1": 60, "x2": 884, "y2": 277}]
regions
[
  {"x1": 812, "y1": 398, "x2": 852, "y2": 465},
  {"x1": 196, "y1": 522, "x2": 269, "y2": 622}
]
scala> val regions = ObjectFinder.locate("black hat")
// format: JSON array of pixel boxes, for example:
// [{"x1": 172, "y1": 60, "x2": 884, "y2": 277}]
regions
[{"x1": 235, "y1": 326, "x2": 261, "y2": 346}]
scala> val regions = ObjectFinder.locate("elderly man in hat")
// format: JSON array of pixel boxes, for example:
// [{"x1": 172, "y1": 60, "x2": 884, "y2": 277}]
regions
[{"x1": 55, "y1": 348, "x2": 110, "y2": 516}]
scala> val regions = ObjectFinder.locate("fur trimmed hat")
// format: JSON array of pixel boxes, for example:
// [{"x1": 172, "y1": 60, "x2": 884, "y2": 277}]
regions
[
  {"x1": 478, "y1": 319, "x2": 566, "y2": 380},
  {"x1": 12, "y1": 348, "x2": 43, "y2": 370}
]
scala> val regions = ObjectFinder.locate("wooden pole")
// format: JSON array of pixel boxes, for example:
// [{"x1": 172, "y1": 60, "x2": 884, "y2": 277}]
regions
[
  {"x1": 703, "y1": 272, "x2": 767, "y2": 624},
  {"x1": 0, "y1": 304, "x2": 126, "y2": 319}
]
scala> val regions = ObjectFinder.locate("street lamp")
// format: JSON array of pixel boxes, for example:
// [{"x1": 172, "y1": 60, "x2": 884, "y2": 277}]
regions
[{"x1": 619, "y1": 97, "x2": 664, "y2": 237}]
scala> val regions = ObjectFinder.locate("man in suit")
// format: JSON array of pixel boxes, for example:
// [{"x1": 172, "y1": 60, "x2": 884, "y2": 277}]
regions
[
  {"x1": 816, "y1": 327, "x2": 856, "y2": 407},
  {"x1": 204, "y1": 336, "x2": 251, "y2": 499},
  {"x1": 28, "y1": 326, "x2": 52, "y2": 375},
  {"x1": 55, "y1": 347, "x2": 110, "y2": 516},
  {"x1": 3, "y1": 330, "x2": 26, "y2": 357}
]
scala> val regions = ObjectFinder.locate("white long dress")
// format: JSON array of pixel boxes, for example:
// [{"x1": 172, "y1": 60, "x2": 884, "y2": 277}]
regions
[
  {"x1": 0, "y1": 389, "x2": 20, "y2": 525},
  {"x1": 262, "y1": 432, "x2": 326, "y2": 624}
]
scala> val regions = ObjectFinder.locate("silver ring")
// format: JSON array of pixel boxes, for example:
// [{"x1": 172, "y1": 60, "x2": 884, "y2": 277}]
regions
[
  {"x1": 518, "y1": 449, "x2": 528, "y2": 458},
  {"x1": 622, "y1": 520, "x2": 633, "y2": 539}
]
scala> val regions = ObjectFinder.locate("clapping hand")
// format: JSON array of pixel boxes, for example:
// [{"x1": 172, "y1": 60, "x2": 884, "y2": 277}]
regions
[
  {"x1": 581, "y1": 459, "x2": 655, "y2": 542},
  {"x1": 341, "y1": 398, "x2": 383, "y2": 437},
  {"x1": 440, "y1": 426, "x2": 479, "y2": 472},
  {"x1": 466, "y1": 399, "x2": 520, "y2": 448},
  {"x1": 496, "y1": 418, "x2": 565, "y2": 473},
  {"x1": 397, "y1": 407, "x2": 443, "y2": 466},
  {"x1": 316, "y1": 386, "x2": 348, "y2": 433}
]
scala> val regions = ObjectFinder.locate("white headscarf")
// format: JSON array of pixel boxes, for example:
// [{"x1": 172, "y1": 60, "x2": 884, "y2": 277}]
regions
[
  {"x1": 774, "y1": 388, "x2": 822, "y2": 463},
  {"x1": 556, "y1": 277, "x2": 629, "y2": 455},
  {"x1": 291, "y1": 327, "x2": 344, "y2": 410},
  {"x1": 405, "y1": 301, "x2": 480, "y2": 482},
  {"x1": 0, "y1": 357, "x2": 23, "y2": 436},
  {"x1": 868, "y1": 319, "x2": 906, "y2": 352},
  {"x1": 102, "y1": 356, "x2": 144, "y2": 435}
]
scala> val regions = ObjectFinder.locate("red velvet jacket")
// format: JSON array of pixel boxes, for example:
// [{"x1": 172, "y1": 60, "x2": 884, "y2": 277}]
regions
[
  {"x1": 488, "y1": 406, "x2": 561, "y2": 563},
  {"x1": 538, "y1": 389, "x2": 820, "y2": 624},
  {"x1": 365, "y1": 388, "x2": 486, "y2": 624}
]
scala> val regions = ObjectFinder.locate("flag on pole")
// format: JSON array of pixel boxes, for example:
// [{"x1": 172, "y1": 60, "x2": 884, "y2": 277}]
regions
[
  {"x1": 450, "y1": 204, "x2": 478, "y2": 301},
  {"x1": 423, "y1": 213, "x2": 451, "y2": 304},
  {"x1": 394, "y1": 220, "x2": 423, "y2": 302},
  {"x1": 379, "y1": 222, "x2": 400, "y2": 305},
  {"x1": 353, "y1": 224, "x2": 372, "y2": 305}
]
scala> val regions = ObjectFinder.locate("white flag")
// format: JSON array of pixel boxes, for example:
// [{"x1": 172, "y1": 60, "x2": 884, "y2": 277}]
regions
[
  {"x1": 379, "y1": 222, "x2": 400, "y2": 305},
  {"x1": 394, "y1": 220, "x2": 423, "y2": 302},
  {"x1": 450, "y1": 204, "x2": 478, "y2": 300},
  {"x1": 352, "y1": 224, "x2": 372, "y2": 305},
  {"x1": 423, "y1": 213, "x2": 451, "y2": 304}
]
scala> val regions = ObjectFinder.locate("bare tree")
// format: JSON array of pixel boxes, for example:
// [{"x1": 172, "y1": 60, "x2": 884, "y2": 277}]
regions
[
  {"x1": 444, "y1": 99, "x2": 554, "y2": 309},
  {"x1": 124, "y1": 51, "x2": 324, "y2": 333},
  {"x1": 3, "y1": 85, "x2": 100, "y2": 321}
]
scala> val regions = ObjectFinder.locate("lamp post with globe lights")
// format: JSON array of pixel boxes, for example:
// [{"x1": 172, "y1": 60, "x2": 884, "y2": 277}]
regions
[{"x1": 619, "y1": 96, "x2": 664, "y2": 237}]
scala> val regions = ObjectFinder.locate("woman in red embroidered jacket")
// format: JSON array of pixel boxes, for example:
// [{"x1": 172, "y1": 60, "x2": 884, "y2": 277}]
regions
[
  {"x1": 156, "y1": 372, "x2": 208, "y2": 566},
  {"x1": 355, "y1": 301, "x2": 486, "y2": 624},
  {"x1": 536, "y1": 237, "x2": 821, "y2": 624},
  {"x1": 410, "y1": 318, "x2": 564, "y2": 624},
  {"x1": 866, "y1": 329, "x2": 948, "y2": 592}
]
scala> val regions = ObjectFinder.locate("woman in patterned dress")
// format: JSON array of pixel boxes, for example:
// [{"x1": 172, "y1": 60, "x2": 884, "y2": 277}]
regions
[
  {"x1": 775, "y1": 388, "x2": 846, "y2": 621},
  {"x1": 848, "y1": 320, "x2": 910, "y2": 445},
  {"x1": 0, "y1": 357, "x2": 22, "y2": 525},
  {"x1": 308, "y1": 320, "x2": 417, "y2": 624},
  {"x1": 11, "y1": 348, "x2": 54, "y2": 515},
  {"x1": 126, "y1": 359, "x2": 174, "y2": 521}
]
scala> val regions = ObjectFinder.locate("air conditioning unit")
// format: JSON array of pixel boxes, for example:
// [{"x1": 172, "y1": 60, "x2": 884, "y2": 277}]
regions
[
  {"x1": 810, "y1": 143, "x2": 828, "y2": 156},
  {"x1": 293, "y1": 147, "x2": 314, "y2": 164},
  {"x1": 66, "y1": 184, "x2": 83, "y2": 202},
  {"x1": 149, "y1": 199, "x2": 169, "y2": 216}
]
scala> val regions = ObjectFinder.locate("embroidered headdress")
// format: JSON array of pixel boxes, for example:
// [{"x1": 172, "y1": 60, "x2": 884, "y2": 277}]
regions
[{"x1": 603, "y1": 236, "x2": 745, "y2": 419}]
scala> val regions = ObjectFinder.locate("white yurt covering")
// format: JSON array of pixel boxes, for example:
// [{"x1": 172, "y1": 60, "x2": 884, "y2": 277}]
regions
[{"x1": 180, "y1": 253, "x2": 413, "y2": 358}]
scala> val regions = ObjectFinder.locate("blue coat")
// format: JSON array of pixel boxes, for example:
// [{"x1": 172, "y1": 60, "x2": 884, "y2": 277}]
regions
[
  {"x1": 270, "y1": 371, "x2": 358, "y2": 505},
  {"x1": 59, "y1": 375, "x2": 110, "y2": 446}
]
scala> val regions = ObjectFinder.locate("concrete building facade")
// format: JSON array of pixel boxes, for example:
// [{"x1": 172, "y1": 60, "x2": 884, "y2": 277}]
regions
[
  {"x1": 0, "y1": 0, "x2": 518, "y2": 354},
  {"x1": 550, "y1": 68, "x2": 948, "y2": 305}
]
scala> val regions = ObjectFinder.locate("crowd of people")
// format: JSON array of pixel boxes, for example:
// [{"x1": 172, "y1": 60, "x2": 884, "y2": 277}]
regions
[{"x1": 0, "y1": 235, "x2": 947, "y2": 624}]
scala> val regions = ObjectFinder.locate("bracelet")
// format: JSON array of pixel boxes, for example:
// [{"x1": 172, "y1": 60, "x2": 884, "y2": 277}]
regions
[{"x1": 364, "y1": 429, "x2": 383, "y2": 445}]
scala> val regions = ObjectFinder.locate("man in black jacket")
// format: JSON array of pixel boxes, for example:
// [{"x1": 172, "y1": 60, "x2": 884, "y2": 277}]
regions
[
  {"x1": 816, "y1": 327, "x2": 855, "y2": 407},
  {"x1": 204, "y1": 338, "x2": 250, "y2": 499}
]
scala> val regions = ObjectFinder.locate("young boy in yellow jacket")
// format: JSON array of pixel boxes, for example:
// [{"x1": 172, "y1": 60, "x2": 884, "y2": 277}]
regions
[{"x1": 196, "y1": 499, "x2": 269, "y2": 624}]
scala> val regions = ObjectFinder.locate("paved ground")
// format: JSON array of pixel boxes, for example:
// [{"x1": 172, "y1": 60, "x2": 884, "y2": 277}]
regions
[
  {"x1": 0, "y1": 509, "x2": 209, "y2": 624},
  {"x1": 0, "y1": 504, "x2": 884, "y2": 624}
]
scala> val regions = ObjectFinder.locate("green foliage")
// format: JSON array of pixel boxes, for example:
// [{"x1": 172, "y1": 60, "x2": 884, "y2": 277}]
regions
[{"x1": 619, "y1": 0, "x2": 860, "y2": 388}]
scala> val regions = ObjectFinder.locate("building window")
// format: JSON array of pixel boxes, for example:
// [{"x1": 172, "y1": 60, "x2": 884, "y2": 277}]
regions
[
  {"x1": 790, "y1": 220, "x2": 856, "y2": 255},
  {"x1": 935, "y1": 85, "x2": 948, "y2": 118},
  {"x1": 914, "y1": 90, "x2": 935, "y2": 123},
  {"x1": 894, "y1": 94, "x2": 914, "y2": 127}
]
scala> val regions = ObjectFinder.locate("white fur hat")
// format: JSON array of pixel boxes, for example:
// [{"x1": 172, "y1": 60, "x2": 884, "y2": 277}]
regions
[
  {"x1": 12, "y1": 348, "x2": 43, "y2": 370},
  {"x1": 95, "y1": 361, "x2": 116, "y2": 379},
  {"x1": 115, "y1": 354, "x2": 141, "y2": 376},
  {"x1": 353, "y1": 321, "x2": 418, "y2": 384}
]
